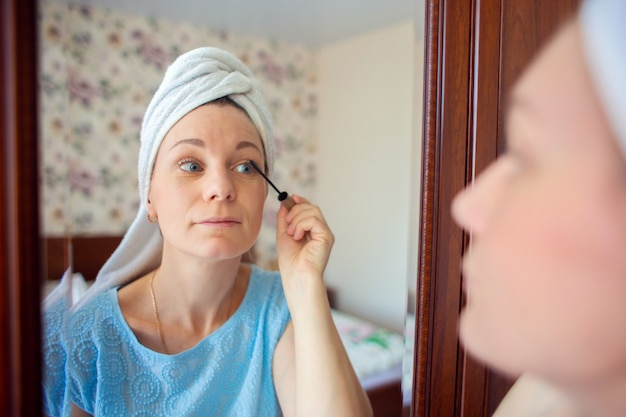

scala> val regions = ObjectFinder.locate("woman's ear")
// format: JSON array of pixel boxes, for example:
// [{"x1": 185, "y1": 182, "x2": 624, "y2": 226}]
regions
[{"x1": 146, "y1": 198, "x2": 158, "y2": 222}]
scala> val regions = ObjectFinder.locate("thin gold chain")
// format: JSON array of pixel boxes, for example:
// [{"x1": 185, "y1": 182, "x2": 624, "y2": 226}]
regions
[{"x1": 149, "y1": 270, "x2": 169, "y2": 354}]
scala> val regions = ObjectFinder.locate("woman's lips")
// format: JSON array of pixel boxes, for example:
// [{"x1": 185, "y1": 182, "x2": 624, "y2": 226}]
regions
[
  {"x1": 197, "y1": 217, "x2": 241, "y2": 227},
  {"x1": 460, "y1": 257, "x2": 472, "y2": 294}
]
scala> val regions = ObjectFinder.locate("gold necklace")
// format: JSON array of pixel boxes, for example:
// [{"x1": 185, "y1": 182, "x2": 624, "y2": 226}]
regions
[{"x1": 149, "y1": 270, "x2": 169, "y2": 354}]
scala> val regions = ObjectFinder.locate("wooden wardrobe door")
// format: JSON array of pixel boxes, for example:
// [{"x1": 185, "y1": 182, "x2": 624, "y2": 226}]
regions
[
  {"x1": 1, "y1": 0, "x2": 42, "y2": 415},
  {"x1": 412, "y1": 0, "x2": 580, "y2": 416}
]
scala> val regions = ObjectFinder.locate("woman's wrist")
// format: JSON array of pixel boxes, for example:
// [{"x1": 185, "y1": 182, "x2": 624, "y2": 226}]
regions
[{"x1": 281, "y1": 272, "x2": 330, "y2": 321}]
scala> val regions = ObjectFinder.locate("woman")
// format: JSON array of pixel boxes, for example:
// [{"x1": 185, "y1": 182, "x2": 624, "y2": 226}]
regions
[
  {"x1": 43, "y1": 47, "x2": 372, "y2": 417},
  {"x1": 452, "y1": 0, "x2": 626, "y2": 416}
]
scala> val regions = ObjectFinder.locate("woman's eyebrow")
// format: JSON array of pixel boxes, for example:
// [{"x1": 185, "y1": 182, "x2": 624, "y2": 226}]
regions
[
  {"x1": 506, "y1": 93, "x2": 545, "y2": 125},
  {"x1": 504, "y1": 93, "x2": 525, "y2": 120},
  {"x1": 236, "y1": 140, "x2": 262, "y2": 153},
  {"x1": 168, "y1": 138, "x2": 262, "y2": 153},
  {"x1": 169, "y1": 138, "x2": 205, "y2": 150}
]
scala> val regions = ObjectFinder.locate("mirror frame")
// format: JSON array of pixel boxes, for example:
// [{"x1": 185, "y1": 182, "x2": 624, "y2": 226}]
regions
[
  {"x1": 1, "y1": 0, "x2": 42, "y2": 414},
  {"x1": 412, "y1": 0, "x2": 513, "y2": 414},
  {"x1": 411, "y1": 0, "x2": 477, "y2": 414}
]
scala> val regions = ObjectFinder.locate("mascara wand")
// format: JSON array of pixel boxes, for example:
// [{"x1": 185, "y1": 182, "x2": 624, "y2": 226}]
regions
[{"x1": 249, "y1": 160, "x2": 296, "y2": 211}]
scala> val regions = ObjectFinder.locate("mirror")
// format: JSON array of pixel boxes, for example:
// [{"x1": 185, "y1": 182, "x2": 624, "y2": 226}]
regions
[
  {"x1": 38, "y1": 0, "x2": 425, "y2": 414},
  {"x1": 5, "y1": 0, "x2": 578, "y2": 414}
]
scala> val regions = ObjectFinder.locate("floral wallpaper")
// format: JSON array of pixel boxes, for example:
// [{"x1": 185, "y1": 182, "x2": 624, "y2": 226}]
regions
[{"x1": 38, "y1": 0, "x2": 318, "y2": 268}]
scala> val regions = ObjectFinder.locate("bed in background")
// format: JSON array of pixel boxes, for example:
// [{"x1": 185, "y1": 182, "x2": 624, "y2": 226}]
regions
[{"x1": 45, "y1": 235, "x2": 409, "y2": 417}]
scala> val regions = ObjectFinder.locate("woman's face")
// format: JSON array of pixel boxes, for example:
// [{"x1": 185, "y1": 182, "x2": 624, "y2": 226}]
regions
[
  {"x1": 452, "y1": 19, "x2": 626, "y2": 386},
  {"x1": 148, "y1": 103, "x2": 268, "y2": 262}
]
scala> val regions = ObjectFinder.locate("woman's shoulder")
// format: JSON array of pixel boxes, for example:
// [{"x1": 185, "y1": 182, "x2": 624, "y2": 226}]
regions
[
  {"x1": 71, "y1": 286, "x2": 116, "y2": 311},
  {"x1": 250, "y1": 264, "x2": 281, "y2": 279},
  {"x1": 244, "y1": 265, "x2": 288, "y2": 314},
  {"x1": 241, "y1": 265, "x2": 290, "y2": 342},
  {"x1": 248, "y1": 265, "x2": 284, "y2": 298},
  {"x1": 66, "y1": 287, "x2": 119, "y2": 333}
]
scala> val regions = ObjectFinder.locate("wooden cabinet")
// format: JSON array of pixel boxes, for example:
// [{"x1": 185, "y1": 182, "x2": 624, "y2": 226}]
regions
[{"x1": 410, "y1": 0, "x2": 581, "y2": 416}]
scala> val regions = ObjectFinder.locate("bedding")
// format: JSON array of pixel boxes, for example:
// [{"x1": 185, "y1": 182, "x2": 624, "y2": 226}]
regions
[
  {"x1": 331, "y1": 309, "x2": 405, "y2": 382},
  {"x1": 331, "y1": 309, "x2": 407, "y2": 416}
]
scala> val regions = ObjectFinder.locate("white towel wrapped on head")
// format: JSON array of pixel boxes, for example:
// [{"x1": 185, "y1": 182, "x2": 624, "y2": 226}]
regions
[{"x1": 580, "y1": 0, "x2": 626, "y2": 157}]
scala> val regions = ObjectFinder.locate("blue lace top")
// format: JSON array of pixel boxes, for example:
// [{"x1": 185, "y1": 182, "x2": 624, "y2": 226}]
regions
[
  {"x1": 48, "y1": 266, "x2": 290, "y2": 416},
  {"x1": 43, "y1": 296, "x2": 71, "y2": 417}
]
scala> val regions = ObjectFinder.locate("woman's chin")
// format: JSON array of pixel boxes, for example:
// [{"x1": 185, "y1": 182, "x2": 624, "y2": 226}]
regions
[
  {"x1": 183, "y1": 246, "x2": 248, "y2": 263},
  {"x1": 459, "y1": 311, "x2": 526, "y2": 378},
  {"x1": 459, "y1": 309, "x2": 498, "y2": 365}
]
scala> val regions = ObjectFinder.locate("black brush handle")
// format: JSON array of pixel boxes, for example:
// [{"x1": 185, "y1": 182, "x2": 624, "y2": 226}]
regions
[{"x1": 279, "y1": 193, "x2": 296, "y2": 211}]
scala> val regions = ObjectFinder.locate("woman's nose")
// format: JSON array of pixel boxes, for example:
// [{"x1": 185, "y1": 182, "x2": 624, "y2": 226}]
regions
[
  {"x1": 451, "y1": 160, "x2": 504, "y2": 235},
  {"x1": 452, "y1": 184, "x2": 479, "y2": 234},
  {"x1": 202, "y1": 168, "x2": 236, "y2": 202}
]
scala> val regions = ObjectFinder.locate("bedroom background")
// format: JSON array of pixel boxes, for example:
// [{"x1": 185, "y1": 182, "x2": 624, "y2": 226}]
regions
[{"x1": 39, "y1": 0, "x2": 423, "y2": 334}]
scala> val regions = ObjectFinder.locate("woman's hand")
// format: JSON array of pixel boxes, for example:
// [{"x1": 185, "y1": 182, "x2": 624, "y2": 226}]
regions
[
  {"x1": 274, "y1": 196, "x2": 373, "y2": 417},
  {"x1": 275, "y1": 195, "x2": 334, "y2": 281}
]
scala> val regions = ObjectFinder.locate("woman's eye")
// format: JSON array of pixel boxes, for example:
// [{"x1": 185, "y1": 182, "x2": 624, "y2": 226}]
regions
[
  {"x1": 234, "y1": 162, "x2": 255, "y2": 175},
  {"x1": 179, "y1": 160, "x2": 203, "y2": 173}
]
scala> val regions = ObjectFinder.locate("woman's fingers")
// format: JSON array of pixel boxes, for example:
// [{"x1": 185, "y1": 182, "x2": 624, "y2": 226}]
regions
[
  {"x1": 282, "y1": 197, "x2": 332, "y2": 243},
  {"x1": 276, "y1": 195, "x2": 334, "y2": 274}
]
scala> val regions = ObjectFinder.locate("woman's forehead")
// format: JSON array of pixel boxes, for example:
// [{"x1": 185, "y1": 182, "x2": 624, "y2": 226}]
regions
[
  {"x1": 162, "y1": 104, "x2": 263, "y2": 149},
  {"x1": 506, "y1": 20, "x2": 611, "y2": 152}
]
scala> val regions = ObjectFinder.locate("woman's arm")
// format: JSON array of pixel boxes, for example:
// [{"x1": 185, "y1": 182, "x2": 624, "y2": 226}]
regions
[{"x1": 273, "y1": 196, "x2": 373, "y2": 417}]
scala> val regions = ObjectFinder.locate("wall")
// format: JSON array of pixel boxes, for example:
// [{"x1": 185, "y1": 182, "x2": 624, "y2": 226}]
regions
[{"x1": 316, "y1": 21, "x2": 421, "y2": 331}]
